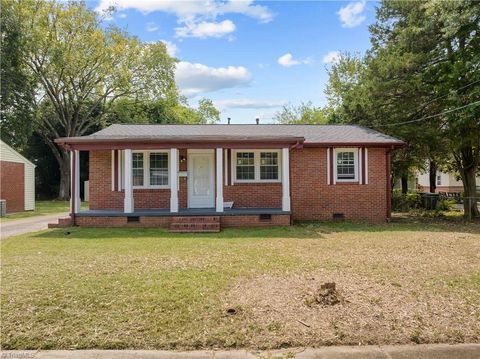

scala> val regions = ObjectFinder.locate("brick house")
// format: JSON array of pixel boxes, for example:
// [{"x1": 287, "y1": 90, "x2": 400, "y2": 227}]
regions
[
  {"x1": 55, "y1": 124, "x2": 404, "y2": 231},
  {"x1": 0, "y1": 140, "x2": 36, "y2": 213}
]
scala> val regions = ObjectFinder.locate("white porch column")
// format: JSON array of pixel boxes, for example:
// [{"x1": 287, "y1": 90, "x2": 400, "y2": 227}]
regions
[
  {"x1": 170, "y1": 148, "x2": 179, "y2": 213},
  {"x1": 70, "y1": 150, "x2": 81, "y2": 214},
  {"x1": 123, "y1": 149, "x2": 134, "y2": 213},
  {"x1": 282, "y1": 147, "x2": 291, "y2": 212},
  {"x1": 216, "y1": 148, "x2": 224, "y2": 212}
]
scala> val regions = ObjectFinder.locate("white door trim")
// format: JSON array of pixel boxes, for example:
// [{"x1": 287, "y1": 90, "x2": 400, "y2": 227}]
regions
[{"x1": 187, "y1": 149, "x2": 215, "y2": 208}]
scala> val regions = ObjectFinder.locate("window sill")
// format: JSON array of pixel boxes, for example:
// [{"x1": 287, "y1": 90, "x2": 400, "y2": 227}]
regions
[
  {"x1": 333, "y1": 181, "x2": 360, "y2": 185},
  {"x1": 133, "y1": 186, "x2": 170, "y2": 190},
  {"x1": 233, "y1": 180, "x2": 282, "y2": 185}
]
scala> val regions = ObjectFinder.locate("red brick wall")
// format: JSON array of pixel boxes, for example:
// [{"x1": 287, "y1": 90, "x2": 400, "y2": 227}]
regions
[
  {"x1": 89, "y1": 151, "x2": 170, "y2": 210},
  {"x1": 0, "y1": 161, "x2": 24, "y2": 213},
  {"x1": 75, "y1": 214, "x2": 289, "y2": 228},
  {"x1": 89, "y1": 147, "x2": 389, "y2": 222},
  {"x1": 290, "y1": 147, "x2": 388, "y2": 222},
  {"x1": 224, "y1": 183, "x2": 282, "y2": 208},
  {"x1": 221, "y1": 214, "x2": 290, "y2": 227}
]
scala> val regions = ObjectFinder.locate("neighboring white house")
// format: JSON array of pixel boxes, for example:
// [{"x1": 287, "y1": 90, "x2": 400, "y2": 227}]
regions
[
  {"x1": 0, "y1": 140, "x2": 36, "y2": 212},
  {"x1": 394, "y1": 169, "x2": 480, "y2": 193},
  {"x1": 417, "y1": 170, "x2": 480, "y2": 193}
]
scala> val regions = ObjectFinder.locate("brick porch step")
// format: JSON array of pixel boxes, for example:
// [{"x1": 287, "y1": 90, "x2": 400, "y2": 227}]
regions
[
  {"x1": 48, "y1": 217, "x2": 72, "y2": 229},
  {"x1": 169, "y1": 216, "x2": 221, "y2": 232}
]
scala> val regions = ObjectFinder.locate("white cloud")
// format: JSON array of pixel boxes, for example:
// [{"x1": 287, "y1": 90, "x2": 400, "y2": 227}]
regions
[
  {"x1": 176, "y1": 20, "x2": 235, "y2": 39},
  {"x1": 175, "y1": 61, "x2": 252, "y2": 97},
  {"x1": 118, "y1": 13, "x2": 127, "y2": 18},
  {"x1": 278, "y1": 53, "x2": 300, "y2": 67},
  {"x1": 323, "y1": 51, "x2": 341, "y2": 64},
  {"x1": 160, "y1": 40, "x2": 178, "y2": 57},
  {"x1": 146, "y1": 22, "x2": 159, "y2": 32},
  {"x1": 337, "y1": 1, "x2": 366, "y2": 28},
  {"x1": 213, "y1": 98, "x2": 285, "y2": 111},
  {"x1": 95, "y1": 0, "x2": 274, "y2": 23},
  {"x1": 277, "y1": 53, "x2": 312, "y2": 67}
]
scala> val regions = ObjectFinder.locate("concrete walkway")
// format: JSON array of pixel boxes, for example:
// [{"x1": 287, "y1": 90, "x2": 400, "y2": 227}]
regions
[
  {"x1": 1, "y1": 344, "x2": 479, "y2": 359},
  {"x1": 0, "y1": 212, "x2": 68, "y2": 239}
]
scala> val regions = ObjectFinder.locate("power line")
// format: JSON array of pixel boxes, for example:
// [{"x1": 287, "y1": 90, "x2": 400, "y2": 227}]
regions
[
  {"x1": 377, "y1": 100, "x2": 480, "y2": 127},
  {"x1": 415, "y1": 79, "x2": 480, "y2": 110}
]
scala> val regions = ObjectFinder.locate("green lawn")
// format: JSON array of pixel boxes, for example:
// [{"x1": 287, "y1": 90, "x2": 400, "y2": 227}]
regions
[
  {"x1": 1, "y1": 220, "x2": 479, "y2": 350},
  {"x1": 1, "y1": 201, "x2": 88, "y2": 221}
]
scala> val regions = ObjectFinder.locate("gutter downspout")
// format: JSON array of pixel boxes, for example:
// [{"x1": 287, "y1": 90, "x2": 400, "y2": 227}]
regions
[{"x1": 386, "y1": 148, "x2": 392, "y2": 222}]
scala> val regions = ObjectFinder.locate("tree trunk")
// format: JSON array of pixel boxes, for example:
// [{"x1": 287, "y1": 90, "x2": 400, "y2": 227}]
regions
[
  {"x1": 57, "y1": 150, "x2": 71, "y2": 200},
  {"x1": 460, "y1": 162, "x2": 479, "y2": 221},
  {"x1": 429, "y1": 160, "x2": 437, "y2": 193},
  {"x1": 401, "y1": 174, "x2": 409, "y2": 194}
]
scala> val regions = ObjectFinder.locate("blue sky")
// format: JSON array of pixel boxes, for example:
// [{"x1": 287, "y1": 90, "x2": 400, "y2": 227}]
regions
[{"x1": 93, "y1": 1, "x2": 376, "y2": 123}]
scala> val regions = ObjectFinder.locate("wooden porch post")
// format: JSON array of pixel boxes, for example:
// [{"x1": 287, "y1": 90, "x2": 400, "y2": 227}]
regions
[
  {"x1": 170, "y1": 148, "x2": 179, "y2": 213},
  {"x1": 282, "y1": 147, "x2": 291, "y2": 212},
  {"x1": 124, "y1": 149, "x2": 134, "y2": 213},
  {"x1": 70, "y1": 150, "x2": 81, "y2": 214},
  {"x1": 216, "y1": 148, "x2": 223, "y2": 212}
]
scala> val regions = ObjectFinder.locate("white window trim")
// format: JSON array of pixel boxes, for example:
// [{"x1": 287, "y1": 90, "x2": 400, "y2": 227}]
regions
[
  {"x1": 132, "y1": 150, "x2": 170, "y2": 189},
  {"x1": 232, "y1": 149, "x2": 282, "y2": 183},
  {"x1": 334, "y1": 148, "x2": 359, "y2": 183}
]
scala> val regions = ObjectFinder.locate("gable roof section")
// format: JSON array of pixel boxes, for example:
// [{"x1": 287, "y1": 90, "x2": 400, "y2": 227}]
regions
[
  {"x1": 0, "y1": 140, "x2": 36, "y2": 167},
  {"x1": 55, "y1": 124, "x2": 404, "y2": 148}
]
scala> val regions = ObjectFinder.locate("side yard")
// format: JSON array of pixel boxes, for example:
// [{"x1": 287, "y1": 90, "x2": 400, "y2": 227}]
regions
[
  {"x1": 1, "y1": 201, "x2": 69, "y2": 221},
  {"x1": 1, "y1": 220, "x2": 479, "y2": 349}
]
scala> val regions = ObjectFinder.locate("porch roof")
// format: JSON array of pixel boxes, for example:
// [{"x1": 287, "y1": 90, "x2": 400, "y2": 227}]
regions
[{"x1": 55, "y1": 124, "x2": 405, "y2": 150}]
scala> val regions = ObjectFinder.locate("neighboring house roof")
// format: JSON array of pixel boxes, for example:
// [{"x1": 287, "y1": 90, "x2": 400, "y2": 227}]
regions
[
  {"x1": 0, "y1": 140, "x2": 36, "y2": 167},
  {"x1": 56, "y1": 124, "x2": 404, "y2": 147}
]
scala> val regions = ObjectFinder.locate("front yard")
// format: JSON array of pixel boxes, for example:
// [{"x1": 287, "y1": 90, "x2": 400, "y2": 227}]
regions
[{"x1": 1, "y1": 219, "x2": 479, "y2": 349}]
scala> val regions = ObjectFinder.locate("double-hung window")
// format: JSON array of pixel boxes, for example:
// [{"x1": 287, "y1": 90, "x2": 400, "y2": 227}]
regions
[
  {"x1": 236, "y1": 152, "x2": 255, "y2": 180},
  {"x1": 335, "y1": 149, "x2": 358, "y2": 182},
  {"x1": 132, "y1": 151, "x2": 169, "y2": 188},
  {"x1": 234, "y1": 150, "x2": 281, "y2": 182},
  {"x1": 260, "y1": 152, "x2": 279, "y2": 180}
]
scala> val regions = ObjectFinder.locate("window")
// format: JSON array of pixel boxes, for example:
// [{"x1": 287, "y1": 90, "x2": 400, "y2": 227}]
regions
[
  {"x1": 236, "y1": 152, "x2": 255, "y2": 180},
  {"x1": 132, "y1": 153, "x2": 144, "y2": 186},
  {"x1": 132, "y1": 151, "x2": 169, "y2": 188},
  {"x1": 436, "y1": 174, "x2": 441, "y2": 186},
  {"x1": 150, "y1": 153, "x2": 169, "y2": 186},
  {"x1": 260, "y1": 152, "x2": 279, "y2": 180},
  {"x1": 234, "y1": 150, "x2": 281, "y2": 182},
  {"x1": 335, "y1": 149, "x2": 358, "y2": 182}
]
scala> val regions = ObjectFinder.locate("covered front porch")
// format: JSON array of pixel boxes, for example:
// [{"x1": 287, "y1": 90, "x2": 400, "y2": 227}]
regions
[{"x1": 58, "y1": 133, "x2": 303, "y2": 228}]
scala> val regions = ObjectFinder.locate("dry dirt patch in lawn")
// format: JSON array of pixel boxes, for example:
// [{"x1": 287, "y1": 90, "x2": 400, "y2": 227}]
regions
[{"x1": 223, "y1": 229, "x2": 480, "y2": 348}]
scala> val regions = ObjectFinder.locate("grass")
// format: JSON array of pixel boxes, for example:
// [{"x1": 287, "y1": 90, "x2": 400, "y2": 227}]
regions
[
  {"x1": 1, "y1": 219, "x2": 479, "y2": 350},
  {"x1": 1, "y1": 201, "x2": 88, "y2": 221}
]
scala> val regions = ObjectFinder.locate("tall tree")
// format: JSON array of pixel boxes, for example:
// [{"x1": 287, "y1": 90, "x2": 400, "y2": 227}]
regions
[
  {"x1": 326, "y1": 1, "x2": 480, "y2": 218},
  {"x1": 15, "y1": 0, "x2": 177, "y2": 199},
  {"x1": 370, "y1": 0, "x2": 480, "y2": 218},
  {"x1": 274, "y1": 102, "x2": 332, "y2": 124},
  {"x1": 0, "y1": 0, "x2": 35, "y2": 150}
]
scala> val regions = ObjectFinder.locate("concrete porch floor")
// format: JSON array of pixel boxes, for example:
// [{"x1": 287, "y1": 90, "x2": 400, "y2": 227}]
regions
[{"x1": 75, "y1": 207, "x2": 290, "y2": 217}]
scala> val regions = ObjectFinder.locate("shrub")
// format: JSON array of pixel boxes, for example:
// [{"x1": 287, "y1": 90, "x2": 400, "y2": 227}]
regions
[
  {"x1": 437, "y1": 198, "x2": 456, "y2": 211},
  {"x1": 392, "y1": 190, "x2": 422, "y2": 211}
]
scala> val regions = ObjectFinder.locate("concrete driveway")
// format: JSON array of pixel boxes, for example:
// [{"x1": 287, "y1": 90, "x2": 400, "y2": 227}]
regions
[{"x1": 0, "y1": 212, "x2": 68, "y2": 239}]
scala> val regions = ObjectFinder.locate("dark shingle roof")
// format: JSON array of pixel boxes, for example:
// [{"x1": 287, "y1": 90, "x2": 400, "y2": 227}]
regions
[{"x1": 80, "y1": 124, "x2": 403, "y2": 145}]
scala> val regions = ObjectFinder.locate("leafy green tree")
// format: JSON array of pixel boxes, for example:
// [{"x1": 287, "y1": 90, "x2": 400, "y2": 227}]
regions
[
  {"x1": 106, "y1": 97, "x2": 220, "y2": 125},
  {"x1": 274, "y1": 101, "x2": 331, "y2": 124},
  {"x1": 195, "y1": 98, "x2": 220, "y2": 124},
  {"x1": 370, "y1": 0, "x2": 480, "y2": 218},
  {"x1": 15, "y1": 0, "x2": 177, "y2": 199},
  {"x1": 0, "y1": 0, "x2": 35, "y2": 150}
]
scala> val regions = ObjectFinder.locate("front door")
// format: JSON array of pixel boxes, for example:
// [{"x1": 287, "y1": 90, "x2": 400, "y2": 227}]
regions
[{"x1": 188, "y1": 150, "x2": 215, "y2": 208}]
